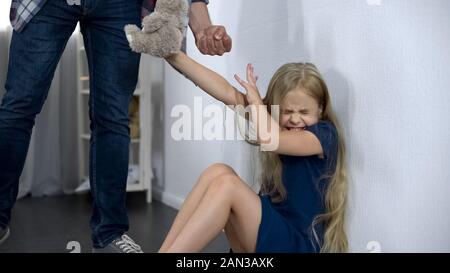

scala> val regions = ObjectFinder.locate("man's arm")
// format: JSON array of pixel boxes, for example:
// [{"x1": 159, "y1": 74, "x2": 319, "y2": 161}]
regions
[
  {"x1": 189, "y1": 2, "x2": 232, "y2": 56},
  {"x1": 189, "y1": 1, "x2": 212, "y2": 36}
]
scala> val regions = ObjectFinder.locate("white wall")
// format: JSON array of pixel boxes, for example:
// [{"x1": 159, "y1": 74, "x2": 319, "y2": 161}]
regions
[
  {"x1": 0, "y1": 2, "x2": 10, "y2": 30},
  {"x1": 162, "y1": 0, "x2": 450, "y2": 252},
  {"x1": 0, "y1": 2, "x2": 11, "y2": 98}
]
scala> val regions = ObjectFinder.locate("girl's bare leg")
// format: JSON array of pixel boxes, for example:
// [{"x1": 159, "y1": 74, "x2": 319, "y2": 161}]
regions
[
  {"x1": 162, "y1": 173, "x2": 262, "y2": 253},
  {"x1": 224, "y1": 221, "x2": 246, "y2": 253},
  {"x1": 159, "y1": 163, "x2": 237, "y2": 252}
]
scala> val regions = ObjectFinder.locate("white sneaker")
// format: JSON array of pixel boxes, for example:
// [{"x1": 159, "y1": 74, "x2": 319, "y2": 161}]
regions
[{"x1": 92, "y1": 234, "x2": 143, "y2": 253}]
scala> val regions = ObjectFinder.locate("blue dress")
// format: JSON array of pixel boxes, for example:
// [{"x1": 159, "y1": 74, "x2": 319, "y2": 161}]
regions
[{"x1": 255, "y1": 121, "x2": 338, "y2": 253}]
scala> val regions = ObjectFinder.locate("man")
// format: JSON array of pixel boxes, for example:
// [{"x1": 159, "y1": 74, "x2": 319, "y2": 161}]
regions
[{"x1": 0, "y1": 0, "x2": 231, "y2": 253}]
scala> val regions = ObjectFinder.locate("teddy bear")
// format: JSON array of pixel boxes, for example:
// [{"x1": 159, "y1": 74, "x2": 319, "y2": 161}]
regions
[{"x1": 124, "y1": 0, "x2": 189, "y2": 58}]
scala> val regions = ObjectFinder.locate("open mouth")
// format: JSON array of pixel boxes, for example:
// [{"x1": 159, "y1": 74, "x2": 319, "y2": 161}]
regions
[{"x1": 286, "y1": 127, "x2": 306, "y2": 131}]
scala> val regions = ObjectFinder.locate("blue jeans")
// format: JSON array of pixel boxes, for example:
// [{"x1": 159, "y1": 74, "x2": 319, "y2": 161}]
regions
[{"x1": 0, "y1": 0, "x2": 142, "y2": 248}]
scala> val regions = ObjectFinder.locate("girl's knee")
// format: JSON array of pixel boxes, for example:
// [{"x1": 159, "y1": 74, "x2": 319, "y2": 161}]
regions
[
  {"x1": 203, "y1": 163, "x2": 236, "y2": 179},
  {"x1": 209, "y1": 173, "x2": 241, "y2": 194}
]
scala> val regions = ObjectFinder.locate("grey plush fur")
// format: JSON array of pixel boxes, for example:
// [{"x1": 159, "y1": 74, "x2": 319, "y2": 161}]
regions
[{"x1": 124, "y1": 0, "x2": 189, "y2": 58}]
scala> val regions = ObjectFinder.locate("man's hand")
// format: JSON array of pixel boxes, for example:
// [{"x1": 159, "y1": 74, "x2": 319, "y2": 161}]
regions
[
  {"x1": 189, "y1": 2, "x2": 232, "y2": 56},
  {"x1": 194, "y1": 25, "x2": 232, "y2": 56}
]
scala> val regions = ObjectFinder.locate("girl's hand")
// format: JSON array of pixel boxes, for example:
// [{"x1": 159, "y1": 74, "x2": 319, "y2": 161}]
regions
[{"x1": 234, "y1": 64, "x2": 263, "y2": 106}]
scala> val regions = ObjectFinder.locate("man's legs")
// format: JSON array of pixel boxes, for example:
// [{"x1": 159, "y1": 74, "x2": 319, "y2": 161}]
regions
[
  {"x1": 0, "y1": 0, "x2": 80, "y2": 230},
  {"x1": 80, "y1": 0, "x2": 143, "y2": 249}
]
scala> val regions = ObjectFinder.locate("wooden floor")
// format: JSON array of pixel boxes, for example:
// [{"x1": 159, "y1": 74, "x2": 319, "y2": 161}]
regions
[{"x1": 0, "y1": 192, "x2": 229, "y2": 253}]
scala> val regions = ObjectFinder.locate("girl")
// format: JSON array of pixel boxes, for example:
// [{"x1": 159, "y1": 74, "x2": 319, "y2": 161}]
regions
[{"x1": 158, "y1": 51, "x2": 348, "y2": 253}]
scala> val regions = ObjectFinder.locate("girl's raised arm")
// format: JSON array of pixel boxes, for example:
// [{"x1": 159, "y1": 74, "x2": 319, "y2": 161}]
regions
[{"x1": 166, "y1": 52, "x2": 248, "y2": 107}]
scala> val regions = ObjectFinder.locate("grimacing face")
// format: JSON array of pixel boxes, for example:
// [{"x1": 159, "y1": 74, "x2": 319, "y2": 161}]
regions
[{"x1": 279, "y1": 87, "x2": 323, "y2": 131}]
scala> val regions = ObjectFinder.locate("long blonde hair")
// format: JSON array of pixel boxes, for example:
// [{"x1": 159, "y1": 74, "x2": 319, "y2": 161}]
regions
[{"x1": 259, "y1": 63, "x2": 348, "y2": 253}]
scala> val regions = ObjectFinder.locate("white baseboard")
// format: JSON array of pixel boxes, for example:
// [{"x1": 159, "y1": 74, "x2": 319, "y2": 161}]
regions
[{"x1": 152, "y1": 186, "x2": 184, "y2": 210}]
